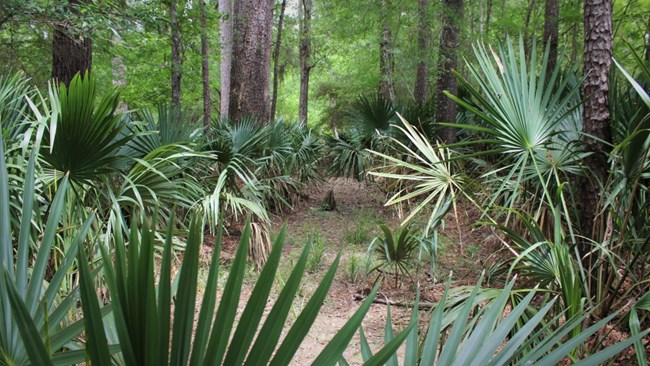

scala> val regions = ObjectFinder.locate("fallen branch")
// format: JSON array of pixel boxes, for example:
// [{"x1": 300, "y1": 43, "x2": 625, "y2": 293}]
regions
[{"x1": 353, "y1": 292, "x2": 436, "y2": 310}]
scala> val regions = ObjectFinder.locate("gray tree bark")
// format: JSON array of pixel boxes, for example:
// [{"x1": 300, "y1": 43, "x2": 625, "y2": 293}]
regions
[
  {"x1": 170, "y1": 0, "x2": 182, "y2": 108},
  {"x1": 271, "y1": 0, "x2": 286, "y2": 122},
  {"x1": 435, "y1": 0, "x2": 463, "y2": 144},
  {"x1": 299, "y1": 0, "x2": 312, "y2": 124},
  {"x1": 199, "y1": 0, "x2": 211, "y2": 129},
  {"x1": 219, "y1": 0, "x2": 233, "y2": 120},
  {"x1": 414, "y1": 0, "x2": 429, "y2": 106},
  {"x1": 379, "y1": 0, "x2": 395, "y2": 103},
  {"x1": 111, "y1": 30, "x2": 127, "y2": 112},
  {"x1": 229, "y1": 0, "x2": 274, "y2": 122}
]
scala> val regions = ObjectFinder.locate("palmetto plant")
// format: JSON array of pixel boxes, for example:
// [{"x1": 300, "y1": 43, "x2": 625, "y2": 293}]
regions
[
  {"x1": 10, "y1": 211, "x2": 390, "y2": 365},
  {"x1": 348, "y1": 93, "x2": 397, "y2": 136},
  {"x1": 445, "y1": 38, "x2": 584, "y2": 226},
  {"x1": 367, "y1": 222, "x2": 421, "y2": 286},
  {"x1": 40, "y1": 73, "x2": 132, "y2": 186},
  {"x1": 355, "y1": 277, "x2": 649, "y2": 366},
  {"x1": 1, "y1": 120, "x2": 401, "y2": 366},
  {"x1": 121, "y1": 105, "x2": 203, "y2": 159},
  {"x1": 328, "y1": 132, "x2": 373, "y2": 181},
  {"x1": 368, "y1": 116, "x2": 465, "y2": 234},
  {"x1": 0, "y1": 73, "x2": 34, "y2": 141},
  {"x1": 0, "y1": 133, "x2": 95, "y2": 365}
]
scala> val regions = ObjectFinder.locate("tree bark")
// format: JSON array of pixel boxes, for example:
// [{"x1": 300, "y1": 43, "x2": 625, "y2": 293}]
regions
[
  {"x1": 485, "y1": 0, "x2": 493, "y2": 35},
  {"x1": 379, "y1": 0, "x2": 396, "y2": 103},
  {"x1": 543, "y1": 0, "x2": 560, "y2": 71},
  {"x1": 570, "y1": 0, "x2": 580, "y2": 64},
  {"x1": 229, "y1": 0, "x2": 274, "y2": 123},
  {"x1": 199, "y1": 0, "x2": 211, "y2": 129},
  {"x1": 299, "y1": 0, "x2": 312, "y2": 124},
  {"x1": 52, "y1": 0, "x2": 92, "y2": 86},
  {"x1": 414, "y1": 0, "x2": 429, "y2": 106},
  {"x1": 111, "y1": 30, "x2": 127, "y2": 113},
  {"x1": 580, "y1": 0, "x2": 613, "y2": 243},
  {"x1": 170, "y1": 0, "x2": 182, "y2": 108},
  {"x1": 435, "y1": 0, "x2": 463, "y2": 144},
  {"x1": 523, "y1": 0, "x2": 537, "y2": 55},
  {"x1": 271, "y1": 0, "x2": 286, "y2": 122},
  {"x1": 219, "y1": 0, "x2": 233, "y2": 120}
]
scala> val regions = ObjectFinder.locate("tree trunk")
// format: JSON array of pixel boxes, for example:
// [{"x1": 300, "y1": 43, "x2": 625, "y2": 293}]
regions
[
  {"x1": 199, "y1": 0, "x2": 211, "y2": 129},
  {"x1": 299, "y1": 0, "x2": 312, "y2": 124},
  {"x1": 170, "y1": 0, "x2": 182, "y2": 108},
  {"x1": 435, "y1": 0, "x2": 463, "y2": 144},
  {"x1": 523, "y1": 0, "x2": 537, "y2": 55},
  {"x1": 580, "y1": 0, "x2": 613, "y2": 243},
  {"x1": 271, "y1": 0, "x2": 286, "y2": 122},
  {"x1": 570, "y1": 0, "x2": 580, "y2": 64},
  {"x1": 52, "y1": 0, "x2": 92, "y2": 86},
  {"x1": 478, "y1": 0, "x2": 484, "y2": 34},
  {"x1": 219, "y1": 0, "x2": 233, "y2": 120},
  {"x1": 379, "y1": 0, "x2": 395, "y2": 103},
  {"x1": 485, "y1": 0, "x2": 493, "y2": 35},
  {"x1": 414, "y1": 0, "x2": 429, "y2": 105},
  {"x1": 229, "y1": 0, "x2": 274, "y2": 123},
  {"x1": 111, "y1": 30, "x2": 127, "y2": 113},
  {"x1": 543, "y1": 0, "x2": 560, "y2": 71}
]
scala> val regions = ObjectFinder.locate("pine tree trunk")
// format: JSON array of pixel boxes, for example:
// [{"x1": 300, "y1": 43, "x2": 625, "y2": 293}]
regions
[
  {"x1": 52, "y1": 0, "x2": 92, "y2": 86},
  {"x1": 379, "y1": 0, "x2": 395, "y2": 103},
  {"x1": 435, "y1": 0, "x2": 463, "y2": 144},
  {"x1": 219, "y1": 0, "x2": 233, "y2": 120},
  {"x1": 544, "y1": 0, "x2": 560, "y2": 71},
  {"x1": 199, "y1": 0, "x2": 211, "y2": 129},
  {"x1": 170, "y1": 0, "x2": 182, "y2": 108},
  {"x1": 414, "y1": 0, "x2": 429, "y2": 106},
  {"x1": 299, "y1": 0, "x2": 312, "y2": 124},
  {"x1": 271, "y1": 0, "x2": 286, "y2": 122},
  {"x1": 230, "y1": 0, "x2": 274, "y2": 123},
  {"x1": 580, "y1": 0, "x2": 612, "y2": 243}
]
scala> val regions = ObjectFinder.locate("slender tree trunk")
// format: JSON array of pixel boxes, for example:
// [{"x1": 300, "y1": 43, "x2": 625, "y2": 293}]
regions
[
  {"x1": 219, "y1": 0, "x2": 233, "y2": 120},
  {"x1": 645, "y1": 31, "x2": 650, "y2": 62},
  {"x1": 52, "y1": 0, "x2": 92, "y2": 86},
  {"x1": 580, "y1": 0, "x2": 613, "y2": 243},
  {"x1": 299, "y1": 0, "x2": 312, "y2": 124},
  {"x1": 271, "y1": 0, "x2": 286, "y2": 122},
  {"x1": 379, "y1": 0, "x2": 396, "y2": 103},
  {"x1": 570, "y1": 0, "x2": 580, "y2": 64},
  {"x1": 543, "y1": 0, "x2": 560, "y2": 71},
  {"x1": 414, "y1": 0, "x2": 429, "y2": 105},
  {"x1": 111, "y1": 30, "x2": 127, "y2": 112},
  {"x1": 230, "y1": 0, "x2": 274, "y2": 122},
  {"x1": 436, "y1": 0, "x2": 463, "y2": 144},
  {"x1": 485, "y1": 0, "x2": 493, "y2": 35},
  {"x1": 199, "y1": 0, "x2": 211, "y2": 129},
  {"x1": 478, "y1": 0, "x2": 484, "y2": 34},
  {"x1": 170, "y1": 0, "x2": 182, "y2": 108},
  {"x1": 523, "y1": 0, "x2": 537, "y2": 55}
]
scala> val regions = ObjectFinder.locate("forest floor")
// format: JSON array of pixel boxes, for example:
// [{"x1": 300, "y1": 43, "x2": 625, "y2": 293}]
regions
[{"x1": 204, "y1": 178, "x2": 501, "y2": 365}]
